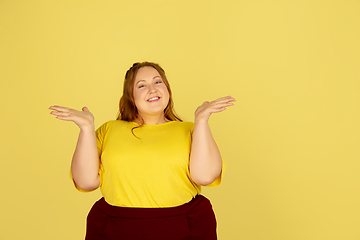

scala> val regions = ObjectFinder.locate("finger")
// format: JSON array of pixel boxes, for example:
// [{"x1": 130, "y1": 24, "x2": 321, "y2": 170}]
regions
[
  {"x1": 210, "y1": 100, "x2": 235, "y2": 109},
  {"x1": 218, "y1": 102, "x2": 235, "y2": 108},
  {"x1": 82, "y1": 107, "x2": 89, "y2": 112},
  {"x1": 50, "y1": 111, "x2": 71, "y2": 117},
  {"x1": 214, "y1": 96, "x2": 236, "y2": 102},
  {"x1": 211, "y1": 97, "x2": 236, "y2": 105},
  {"x1": 206, "y1": 103, "x2": 234, "y2": 113},
  {"x1": 210, "y1": 107, "x2": 227, "y2": 113},
  {"x1": 49, "y1": 105, "x2": 71, "y2": 112},
  {"x1": 54, "y1": 115, "x2": 74, "y2": 121}
]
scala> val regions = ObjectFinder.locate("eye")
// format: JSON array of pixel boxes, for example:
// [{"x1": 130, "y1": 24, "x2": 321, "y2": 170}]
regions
[
  {"x1": 138, "y1": 84, "x2": 146, "y2": 88},
  {"x1": 155, "y1": 80, "x2": 162, "y2": 84}
]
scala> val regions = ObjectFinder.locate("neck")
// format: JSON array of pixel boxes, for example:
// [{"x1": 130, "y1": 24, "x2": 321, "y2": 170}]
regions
[{"x1": 135, "y1": 113, "x2": 169, "y2": 125}]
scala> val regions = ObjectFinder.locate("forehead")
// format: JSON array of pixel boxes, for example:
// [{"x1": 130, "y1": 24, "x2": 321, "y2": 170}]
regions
[{"x1": 135, "y1": 66, "x2": 161, "y2": 81}]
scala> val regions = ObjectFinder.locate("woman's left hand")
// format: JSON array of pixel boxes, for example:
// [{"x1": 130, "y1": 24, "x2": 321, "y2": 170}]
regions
[{"x1": 195, "y1": 96, "x2": 236, "y2": 122}]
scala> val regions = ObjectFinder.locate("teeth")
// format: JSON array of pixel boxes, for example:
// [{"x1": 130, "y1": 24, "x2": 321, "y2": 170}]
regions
[{"x1": 148, "y1": 97, "x2": 159, "y2": 101}]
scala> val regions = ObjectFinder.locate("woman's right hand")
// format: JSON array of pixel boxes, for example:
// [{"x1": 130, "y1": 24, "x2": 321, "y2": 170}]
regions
[{"x1": 49, "y1": 106, "x2": 95, "y2": 130}]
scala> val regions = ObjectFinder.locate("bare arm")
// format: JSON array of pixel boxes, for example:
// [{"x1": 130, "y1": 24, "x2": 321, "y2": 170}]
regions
[
  {"x1": 49, "y1": 106, "x2": 100, "y2": 191},
  {"x1": 189, "y1": 96, "x2": 235, "y2": 185},
  {"x1": 71, "y1": 124, "x2": 100, "y2": 190}
]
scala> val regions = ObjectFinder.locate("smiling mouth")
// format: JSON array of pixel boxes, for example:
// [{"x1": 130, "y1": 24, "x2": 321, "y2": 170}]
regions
[{"x1": 147, "y1": 96, "x2": 160, "y2": 102}]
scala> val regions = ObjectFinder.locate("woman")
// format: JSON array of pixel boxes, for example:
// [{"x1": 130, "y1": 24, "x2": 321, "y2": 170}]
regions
[{"x1": 49, "y1": 62, "x2": 235, "y2": 240}]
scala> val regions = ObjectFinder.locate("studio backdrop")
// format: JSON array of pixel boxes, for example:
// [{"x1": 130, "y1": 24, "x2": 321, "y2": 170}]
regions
[{"x1": 0, "y1": 1, "x2": 359, "y2": 239}]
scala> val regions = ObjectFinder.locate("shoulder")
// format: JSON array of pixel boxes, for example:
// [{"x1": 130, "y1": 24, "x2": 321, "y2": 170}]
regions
[
  {"x1": 96, "y1": 120, "x2": 131, "y2": 133},
  {"x1": 170, "y1": 121, "x2": 194, "y2": 132},
  {"x1": 180, "y1": 121, "x2": 194, "y2": 129},
  {"x1": 103, "y1": 120, "x2": 123, "y2": 126}
]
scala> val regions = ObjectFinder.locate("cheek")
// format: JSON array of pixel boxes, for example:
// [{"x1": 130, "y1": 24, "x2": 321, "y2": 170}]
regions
[
  {"x1": 132, "y1": 91, "x2": 138, "y2": 103},
  {"x1": 134, "y1": 90, "x2": 145, "y2": 101},
  {"x1": 133, "y1": 92, "x2": 143, "y2": 109},
  {"x1": 160, "y1": 86, "x2": 170, "y2": 97}
]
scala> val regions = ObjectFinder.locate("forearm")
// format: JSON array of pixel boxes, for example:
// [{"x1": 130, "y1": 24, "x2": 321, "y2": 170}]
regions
[
  {"x1": 189, "y1": 120, "x2": 223, "y2": 185},
  {"x1": 71, "y1": 124, "x2": 100, "y2": 190}
]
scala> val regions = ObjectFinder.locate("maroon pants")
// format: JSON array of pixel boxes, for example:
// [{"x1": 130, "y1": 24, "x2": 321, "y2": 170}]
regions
[{"x1": 85, "y1": 195, "x2": 217, "y2": 240}]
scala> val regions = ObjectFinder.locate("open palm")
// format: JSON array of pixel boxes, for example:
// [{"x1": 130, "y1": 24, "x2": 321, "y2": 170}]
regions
[
  {"x1": 195, "y1": 96, "x2": 235, "y2": 122},
  {"x1": 49, "y1": 105, "x2": 95, "y2": 129}
]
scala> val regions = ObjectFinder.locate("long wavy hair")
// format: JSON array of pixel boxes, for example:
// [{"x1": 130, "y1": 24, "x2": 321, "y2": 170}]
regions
[{"x1": 116, "y1": 61, "x2": 182, "y2": 136}]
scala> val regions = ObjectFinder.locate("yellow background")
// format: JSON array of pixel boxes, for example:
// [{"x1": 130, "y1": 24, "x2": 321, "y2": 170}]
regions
[{"x1": 1, "y1": 0, "x2": 359, "y2": 239}]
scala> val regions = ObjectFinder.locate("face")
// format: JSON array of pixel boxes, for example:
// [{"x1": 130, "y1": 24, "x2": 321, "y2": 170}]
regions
[{"x1": 133, "y1": 66, "x2": 170, "y2": 119}]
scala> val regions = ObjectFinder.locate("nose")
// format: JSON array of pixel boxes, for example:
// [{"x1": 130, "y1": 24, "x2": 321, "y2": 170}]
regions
[{"x1": 148, "y1": 84, "x2": 157, "y2": 93}]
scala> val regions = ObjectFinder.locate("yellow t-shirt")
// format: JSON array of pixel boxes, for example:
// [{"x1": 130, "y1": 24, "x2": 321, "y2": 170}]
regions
[{"x1": 72, "y1": 120, "x2": 224, "y2": 207}]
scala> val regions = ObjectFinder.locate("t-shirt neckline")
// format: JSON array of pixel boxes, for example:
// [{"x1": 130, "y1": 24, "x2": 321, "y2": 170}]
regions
[{"x1": 131, "y1": 121, "x2": 176, "y2": 127}]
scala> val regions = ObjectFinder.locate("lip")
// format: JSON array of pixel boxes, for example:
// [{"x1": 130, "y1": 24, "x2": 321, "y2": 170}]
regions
[{"x1": 147, "y1": 96, "x2": 161, "y2": 102}]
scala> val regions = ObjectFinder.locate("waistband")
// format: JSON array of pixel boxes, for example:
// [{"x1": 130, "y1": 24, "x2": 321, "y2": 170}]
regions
[{"x1": 95, "y1": 195, "x2": 208, "y2": 219}]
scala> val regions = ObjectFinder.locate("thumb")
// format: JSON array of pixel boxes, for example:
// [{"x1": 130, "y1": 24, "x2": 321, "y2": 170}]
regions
[{"x1": 82, "y1": 107, "x2": 89, "y2": 112}]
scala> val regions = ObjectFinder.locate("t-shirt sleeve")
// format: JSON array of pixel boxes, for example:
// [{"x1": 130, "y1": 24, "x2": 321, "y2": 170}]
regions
[{"x1": 69, "y1": 122, "x2": 107, "y2": 192}]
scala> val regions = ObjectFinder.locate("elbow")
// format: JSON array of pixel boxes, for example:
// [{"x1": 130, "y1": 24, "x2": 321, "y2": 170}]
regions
[
  {"x1": 77, "y1": 182, "x2": 99, "y2": 191},
  {"x1": 190, "y1": 173, "x2": 217, "y2": 186},
  {"x1": 189, "y1": 166, "x2": 222, "y2": 186},
  {"x1": 196, "y1": 179, "x2": 215, "y2": 186},
  {"x1": 73, "y1": 177, "x2": 100, "y2": 191}
]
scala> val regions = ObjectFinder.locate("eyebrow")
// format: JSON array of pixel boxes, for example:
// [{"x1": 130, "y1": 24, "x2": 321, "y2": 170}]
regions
[{"x1": 135, "y1": 76, "x2": 162, "y2": 85}]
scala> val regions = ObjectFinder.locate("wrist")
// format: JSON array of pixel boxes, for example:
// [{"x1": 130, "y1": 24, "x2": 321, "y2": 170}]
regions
[
  {"x1": 194, "y1": 117, "x2": 209, "y2": 125},
  {"x1": 79, "y1": 122, "x2": 95, "y2": 132}
]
